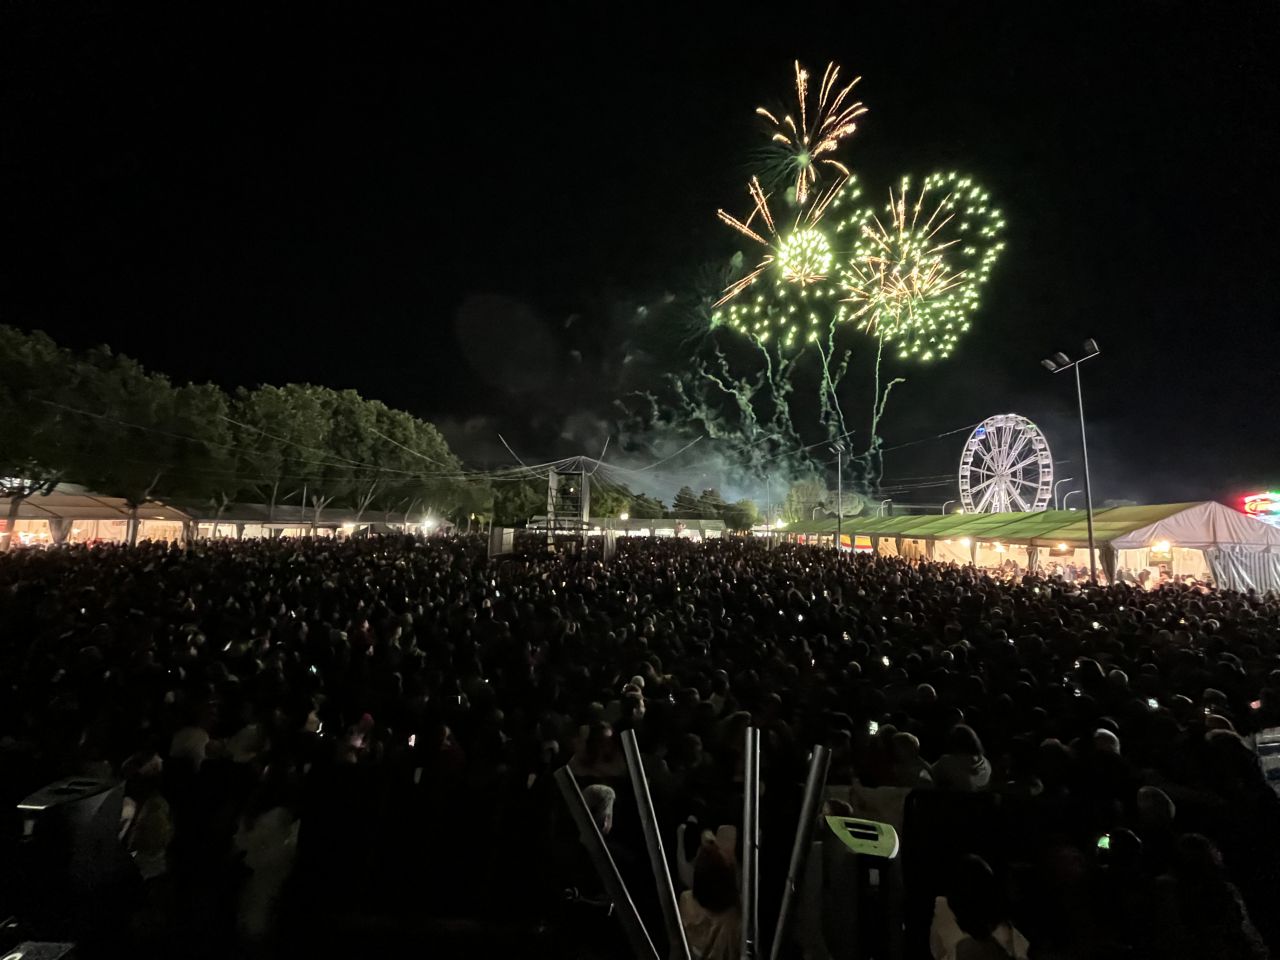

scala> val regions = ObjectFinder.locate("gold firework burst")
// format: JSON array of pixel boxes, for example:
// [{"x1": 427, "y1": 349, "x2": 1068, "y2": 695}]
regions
[
  {"x1": 713, "y1": 175, "x2": 847, "y2": 307},
  {"x1": 757, "y1": 61, "x2": 867, "y2": 205}
]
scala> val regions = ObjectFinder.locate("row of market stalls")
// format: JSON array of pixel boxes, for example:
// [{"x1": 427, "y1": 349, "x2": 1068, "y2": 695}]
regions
[
  {"x1": 523, "y1": 517, "x2": 726, "y2": 541},
  {"x1": 0, "y1": 487, "x2": 442, "y2": 546},
  {"x1": 778, "y1": 501, "x2": 1280, "y2": 593}
]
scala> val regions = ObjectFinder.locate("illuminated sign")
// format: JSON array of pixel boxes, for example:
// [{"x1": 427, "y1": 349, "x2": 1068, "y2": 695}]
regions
[{"x1": 1243, "y1": 492, "x2": 1280, "y2": 527}]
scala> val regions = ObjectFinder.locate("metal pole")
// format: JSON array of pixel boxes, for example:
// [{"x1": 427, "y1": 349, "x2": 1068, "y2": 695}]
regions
[
  {"x1": 766, "y1": 474, "x2": 773, "y2": 546},
  {"x1": 835, "y1": 447, "x2": 843, "y2": 553},
  {"x1": 554, "y1": 767, "x2": 661, "y2": 960},
  {"x1": 741, "y1": 727, "x2": 761, "y2": 960},
  {"x1": 1063, "y1": 490, "x2": 1082, "y2": 509},
  {"x1": 941, "y1": 499, "x2": 955, "y2": 515},
  {"x1": 620, "y1": 730, "x2": 691, "y2": 960},
  {"x1": 1053, "y1": 477, "x2": 1074, "y2": 511},
  {"x1": 768, "y1": 745, "x2": 831, "y2": 960},
  {"x1": 1075, "y1": 363, "x2": 1098, "y2": 583}
]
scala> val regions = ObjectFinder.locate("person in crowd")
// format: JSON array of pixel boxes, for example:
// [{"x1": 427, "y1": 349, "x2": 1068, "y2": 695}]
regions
[
  {"x1": 233, "y1": 781, "x2": 299, "y2": 947},
  {"x1": 1153, "y1": 833, "x2": 1269, "y2": 960},
  {"x1": 570, "y1": 721, "x2": 627, "y2": 779},
  {"x1": 582, "y1": 783, "x2": 616, "y2": 836},
  {"x1": 929, "y1": 854, "x2": 1030, "y2": 960},
  {"x1": 679, "y1": 834, "x2": 742, "y2": 960},
  {"x1": 930, "y1": 725, "x2": 992, "y2": 791},
  {"x1": 887, "y1": 730, "x2": 935, "y2": 788}
]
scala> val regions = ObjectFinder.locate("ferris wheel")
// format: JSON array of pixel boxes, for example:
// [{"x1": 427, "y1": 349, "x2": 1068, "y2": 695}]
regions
[{"x1": 958, "y1": 414, "x2": 1053, "y2": 513}]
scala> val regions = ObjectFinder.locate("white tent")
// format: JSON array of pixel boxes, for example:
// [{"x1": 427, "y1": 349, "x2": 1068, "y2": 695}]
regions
[
  {"x1": 1109, "y1": 500, "x2": 1280, "y2": 594},
  {"x1": 1, "y1": 490, "x2": 190, "y2": 545}
]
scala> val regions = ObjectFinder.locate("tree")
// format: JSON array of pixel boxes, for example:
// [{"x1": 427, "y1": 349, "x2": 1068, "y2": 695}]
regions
[
  {"x1": 362, "y1": 402, "x2": 469, "y2": 523},
  {"x1": 591, "y1": 484, "x2": 634, "y2": 519},
  {"x1": 720, "y1": 498, "x2": 760, "y2": 531},
  {"x1": 74, "y1": 347, "x2": 232, "y2": 544},
  {"x1": 628, "y1": 493, "x2": 666, "y2": 519},
  {"x1": 231, "y1": 385, "x2": 318, "y2": 521},
  {"x1": 671, "y1": 485, "x2": 702, "y2": 518},
  {"x1": 697, "y1": 487, "x2": 726, "y2": 520},
  {"x1": 314, "y1": 388, "x2": 378, "y2": 527},
  {"x1": 492, "y1": 477, "x2": 545, "y2": 525},
  {"x1": 0, "y1": 327, "x2": 91, "y2": 550},
  {"x1": 782, "y1": 477, "x2": 832, "y2": 523},
  {"x1": 451, "y1": 479, "x2": 494, "y2": 527}
]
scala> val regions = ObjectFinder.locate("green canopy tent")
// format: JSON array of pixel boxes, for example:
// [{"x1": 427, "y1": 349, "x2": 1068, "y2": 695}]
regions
[{"x1": 778, "y1": 502, "x2": 1280, "y2": 591}]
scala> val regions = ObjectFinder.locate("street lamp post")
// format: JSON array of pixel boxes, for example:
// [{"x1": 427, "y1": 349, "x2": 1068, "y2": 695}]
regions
[
  {"x1": 1053, "y1": 477, "x2": 1075, "y2": 511},
  {"x1": 831, "y1": 442, "x2": 845, "y2": 553},
  {"x1": 942, "y1": 499, "x2": 956, "y2": 515},
  {"x1": 880, "y1": 498, "x2": 893, "y2": 517},
  {"x1": 1042, "y1": 340, "x2": 1100, "y2": 583},
  {"x1": 1063, "y1": 490, "x2": 1083, "y2": 509}
]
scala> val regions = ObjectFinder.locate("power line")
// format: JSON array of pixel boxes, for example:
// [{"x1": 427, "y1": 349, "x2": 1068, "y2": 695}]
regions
[
  {"x1": 878, "y1": 421, "x2": 981, "y2": 454},
  {"x1": 624, "y1": 435, "x2": 705, "y2": 473}
]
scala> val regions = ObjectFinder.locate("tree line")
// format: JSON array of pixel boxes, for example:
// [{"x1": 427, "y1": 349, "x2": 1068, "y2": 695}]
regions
[
  {"x1": 1, "y1": 326, "x2": 484, "y2": 544},
  {"x1": 1, "y1": 327, "x2": 772, "y2": 544}
]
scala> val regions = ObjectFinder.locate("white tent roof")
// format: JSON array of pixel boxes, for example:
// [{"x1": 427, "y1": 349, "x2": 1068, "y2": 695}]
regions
[
  {"x1": 1110, "y1": 500, "x2": 1280, "y2": 553},
  {"x1": 2, "y1": 493, "x2": 192, "y2": 523}
]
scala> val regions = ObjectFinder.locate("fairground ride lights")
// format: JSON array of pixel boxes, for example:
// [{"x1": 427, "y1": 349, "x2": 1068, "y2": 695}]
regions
[{"x1": 1242, "y1": 492, "x2": 1280, "y2": 525}]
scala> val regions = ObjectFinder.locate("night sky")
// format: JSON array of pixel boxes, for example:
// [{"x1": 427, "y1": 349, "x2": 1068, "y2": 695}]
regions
[{"x1": 4, "y1": 2, "x2": 1278, "y2": 506}]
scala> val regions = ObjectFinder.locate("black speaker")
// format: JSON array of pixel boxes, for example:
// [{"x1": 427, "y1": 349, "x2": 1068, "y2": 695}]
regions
[{"x1": 15, "y1": 778, "x2": 135, "y2": 939}]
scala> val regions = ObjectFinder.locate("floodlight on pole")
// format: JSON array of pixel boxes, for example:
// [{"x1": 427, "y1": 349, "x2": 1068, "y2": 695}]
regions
[{"x1": 1041, "y1": 340, "x2": 1101, "y2": 583}]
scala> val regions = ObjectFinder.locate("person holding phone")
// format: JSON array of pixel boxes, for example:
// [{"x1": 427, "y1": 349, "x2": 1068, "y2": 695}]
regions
[{"x1": 930, "y1": 855, "x2": 1029, "y2": 960}]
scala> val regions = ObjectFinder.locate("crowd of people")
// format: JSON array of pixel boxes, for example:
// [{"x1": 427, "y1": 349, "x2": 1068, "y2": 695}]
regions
[{"x1": 1, "y1": 534, "x2": 1278, "y2": 959}]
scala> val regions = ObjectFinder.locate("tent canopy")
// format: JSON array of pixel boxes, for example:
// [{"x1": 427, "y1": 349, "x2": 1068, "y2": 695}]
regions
[
  {"x1": 783, "y1": 502, "x2": 1280, "y2": 552},
  {"x1": 1, "y1": 492, "x2": 191, "y2": 523}
]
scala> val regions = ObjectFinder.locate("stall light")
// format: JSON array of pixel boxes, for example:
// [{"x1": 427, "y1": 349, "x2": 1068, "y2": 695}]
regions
[
  {"x1": 960, "y1": 538, "x2": 972, "y2": 547},
  {"x1": 620, "y1": 512, "x2": 630, "y2": 521},
  {"x1": 1153, "y1": 540, "x2": 1171, "y2": 553},
  {"x1": 994, "y1": 543, "x2": 1006, "y2": 553},
  {"x1": 1057, "y1": 542, "x2": 1068, "y2": 551},
  {"x1": 341, "y1": 523, "x2": 356, "y2": 533},
  {"x1": 774, "y1": 519, "x2": 786, "y2": 529}
]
